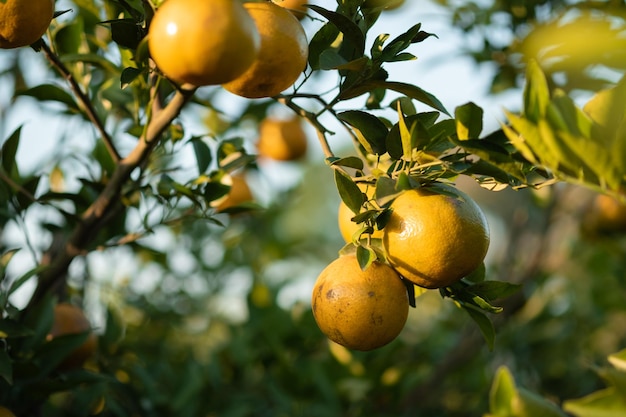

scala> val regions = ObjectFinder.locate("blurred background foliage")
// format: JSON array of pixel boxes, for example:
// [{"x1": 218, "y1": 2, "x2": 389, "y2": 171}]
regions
[{"x1": 1, "y1": 0, "x2": 626, "y2": 416}]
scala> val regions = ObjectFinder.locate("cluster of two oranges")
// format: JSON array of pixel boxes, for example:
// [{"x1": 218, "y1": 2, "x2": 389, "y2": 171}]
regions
[
  {"x1": 148, "y1": 0, "x2": 309, "y2": 98},
  {"x1": 312, "y1": 183, "x2": 491, "y2": 351}
]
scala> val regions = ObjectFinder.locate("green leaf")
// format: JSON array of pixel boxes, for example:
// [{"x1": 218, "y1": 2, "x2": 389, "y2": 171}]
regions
[
  {"x1": 339, "y1": 80, "x2": 449, "y2": 116},
  {"x1": 380, "y1": 23, "x2": 423, "y2": 62},
  {"x1": 0, "y1": 348, "x2": 12, "y2": 385},
  {"x1": 564, "y1": 388, "x2": 626, "y2": 417},
  {"x1": 608, "y1": 348, "x2": 626, "y2": 372},
  {"x1": 524, "y1": 60, "x2": 551, "y2": 123},
  {"x1": 189, "y1": 136, "x2": 212, "y2": 174},
  {"x1": 337, "y1": 110, "x2": 388, "y2": 155},
  {"x1": 356, "y1": 245, "x2": 376, "y2": 270},
  {"x1": 469, "y1": 281, "x2": 522, "y2": 301},
  {"x1": 327, "y1": 156, "x2": 365, "y2": 170},
  {"x1": 308, "y1": 21, "x2": 341, "y2": 70},
  {"x1": 489, "y1": 366, "x2": 517, "y2": 416},
  {"x1": 121, "y1": 67, "x2": 142, "y2": 89},
  {"x1": 17, "y1": 84, "x2": 80, "y2": 113},
  {"x1": 308, "y1": 5, "x2": 365, "y2": 61},
  {"x1": 463, "y1": 306, "x2": 495, "y2": 351},
  {"x1": 515, "y1": 387, "x2": 569, "y2": 417},
  {"x1": 1, "y1": 126, "x2": 22, "y2": 178},
  {"x1": 455, "y1": 102, "x2": 484, "y2": 140},
  {"x1": 334, "y1": 170, "x2": 365, "y2": 214},
  {"x1": 397, "y1": 104, "x2": 413, "y2": 160},
  {"x1": 107, "y1": 18, "x2": 142, "y2": 50},
  {"x1": 0, "y1": 319, "x2": 34, "y2": 338}
]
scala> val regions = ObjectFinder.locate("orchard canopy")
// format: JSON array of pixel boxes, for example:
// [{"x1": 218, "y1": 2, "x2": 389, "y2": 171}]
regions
[{"x1": 1, "y1": 0, "x2": 626, "y2": 416}]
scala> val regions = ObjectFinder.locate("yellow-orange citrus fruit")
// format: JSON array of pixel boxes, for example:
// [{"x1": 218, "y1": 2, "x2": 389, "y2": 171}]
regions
[
  {"x1": 214, "y1": 174, "x2": 254, "y2": 212},
  {"x1": 222, "y1": 2, "x2": 308, "y2": 98},
  {"x1": 338, "y1": 183, "x2": 384, "y2": 242},
  {"x1": 382, "y1": 184, "x2": 490, "y2": 289},
  {"x1": 148, "y1": 0, "x2": 260, "y2": 86},
  {"x1": 49, "y1": 303, "x2": 98, "y2": 370},
  {"x1": 363, "y1": 0, "x2": 406, "y2": 10},
  {"x1": 0, "y1": 0, "x2": 54, "y2": 49},
  {"x1": 0, "y1": 407, "x2": 16, "y2": 417},
  {"x1": 257, "y1": 117, "x2": 308, "y2": 161},
  {"x1": 583, "y1": 193, "x2": 626, "y2": 234},
  {"x1": 311, "y1": 255, "x2": 409, "y2": 351},
  {"x1": 272, "y1": 0, "x2": 308, "y2": 20}
]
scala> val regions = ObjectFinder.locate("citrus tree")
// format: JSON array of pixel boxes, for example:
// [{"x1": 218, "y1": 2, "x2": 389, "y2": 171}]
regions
[{"x1": 0, "y1": 0, "x2": 625, "y2": 415}]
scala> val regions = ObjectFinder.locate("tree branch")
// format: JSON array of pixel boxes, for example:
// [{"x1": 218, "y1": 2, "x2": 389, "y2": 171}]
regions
[
  {"x1": 40, "y1": 41, "x2": 122, "y2": 163},
  {"x1": 29, "y1": 86, "x2": 196, "y2": 307}
]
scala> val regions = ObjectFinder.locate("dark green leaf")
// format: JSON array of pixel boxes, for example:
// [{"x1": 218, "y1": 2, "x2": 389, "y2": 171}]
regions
[
  {"x1": 337, "y1": 110, "x2": 388, "y2": 154},
  {"x1": 308, "y1": 21, "x2": 341, "y2": 70},
  {"x1": 1, "y1": 126, "x2": 21, "y2": 177},
  {"x1": 356, "y1": 244, "x2": 376, "y2": 270},
  {"x1": 0, "y1": 319, "x2": 34, "y2": 338},
  {"x1": 0, "y1": 348, "x2": 12, "y2": 385},
  {"x1": 523, "y1": 60, "x2": 550, "y2": 123},
  {"x1": 121, "y1": 67, "x2": 142, "y2": 89},
  {"x1": 335, "y1": 170, "x2": 365, "y2": 214},
  {"x1": 455, "y1": 102, "x2": 484, "y2": 140},
  {"x1": 17, "y1": 84, "x2": 79, "y2": 112},
  {"x1": 106, "y1": 18, "x2": 143, "y2": 50},
  {"x1": 340, "y1": 80, "x2": 449, "y2": 116},
  {"x1": 328, "y1": 156, "x2": 365, "y2": 170},
  {"x1": 469, "y1": 281, "x2": 522, "y2": 302},
  {"x1": 380, "y1": 23, "x2": 422, "y2": 62},
  {"x1": 308, "y1": 5, "x2": 366, "y2": 61},
  {"x1": 464, "y1": 306, "x2": 495, "y2": 351},
  {"x1": 189, "y1": 136, "x2": 212, "y2": 174}
]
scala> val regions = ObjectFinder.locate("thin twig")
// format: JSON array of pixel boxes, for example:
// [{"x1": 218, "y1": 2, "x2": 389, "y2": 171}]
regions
[
  {"x1": 29, "y1": 86, "x2": 196, "y2": 308},
  {"x1": 276, "y1": 96, "x2": 336, "y2": 159},
  {"x1": 40, "y1": 41, "x2": 122, "y2": 163}
]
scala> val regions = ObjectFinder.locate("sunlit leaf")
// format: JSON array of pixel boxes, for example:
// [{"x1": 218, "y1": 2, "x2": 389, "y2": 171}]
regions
[
  {"x1": 455, "y1": 102, "x2": 484, "y2": 140},
  {"x1": 337, "y1": 110, "x2": 388, "y2": 155},
  {"x1": 335, "y1": 170, "x2": 365, "y2": 214},
  {"x1": 523, "y1": 60, "x2": 551, "y2": 123}
]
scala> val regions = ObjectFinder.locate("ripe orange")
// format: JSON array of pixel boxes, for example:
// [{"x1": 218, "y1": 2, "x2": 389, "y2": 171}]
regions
[
  {"x1": 0, "y1": 407, "x2": 16, "y2": 417},
  {"x1": 257, "y1": 117, "x2": 308, "y2": 161},
  {"x1": 583, "y1": 192, "x2": 626, "y2": 234},
  {"x1": 382, "y1": 184, "x2": 490, "y2": 289},
  {"x1": 148, "y1": 0, "x2": 260, "y2": 86},
  {"x1": 338, "y1": 183, "x2": 384, "y2": 243},
  {"x1": 0, "y1": 0, "x2": 54, "y2": 49},
  {"x1": 311, "y1": 255, "x2": 409, "y2": 351},
  {"x1": 214, "y1": 174, "x2": 254, "y2": 212},
  {"x1": 272, "y1": 0, "x2": 308, "y2": 20},
  {"x1": 49, "y1": 303, "x2": 98, "y2": 370},
  {"x1": 222, "y1": 2, "x2": 309, "y2": 98}
]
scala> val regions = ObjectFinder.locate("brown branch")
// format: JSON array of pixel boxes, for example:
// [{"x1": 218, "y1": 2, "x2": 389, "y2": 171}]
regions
[
  {"x1": 40, "y1": 41, "x2": 122, "y2": 163},
  {"x1": 29, "y1": 86, "x2": 196, "y2": 307},
  {"x1": 276, "y1": 96, "x2": 336, "y2": 159}
]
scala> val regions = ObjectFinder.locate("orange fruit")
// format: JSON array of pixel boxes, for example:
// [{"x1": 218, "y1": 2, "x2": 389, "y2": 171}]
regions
[
  {"x1": 148, "y1": 0, "x2": 260, "y2": 86},
  {"x1": 222, "y1": 2, "x2": 309, "y2": 98},
  {"x1": 311, "y1": 255, "x2": 409, "y2": 351},
  {"x1": 272, "y1": 0, "x2": 308, "y2": 20},
  {"x1": 49, "y1": 303, "x2": 98, "y2": 370},
  {"x1": 338, "y1": 183, "x2": 384, "y2": 243},
  {"x1": 257, "y1": 117, "x2": 308, "y2": 161},
  {"x1": 214, "y1": 174, "x2": 254, "y2": 212},
  {"x1": 0, "y1": 0, "x2": 54, "y2": 49},
  {"x1": 382, "y1": 184, "x2": 490, "y2": 289},
  {"x1": 583, "y1": 192, "x2": 626, "y2": 234},
  {"x1": 0, "y1": 407, "x2": 16, "y2": 417}
]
